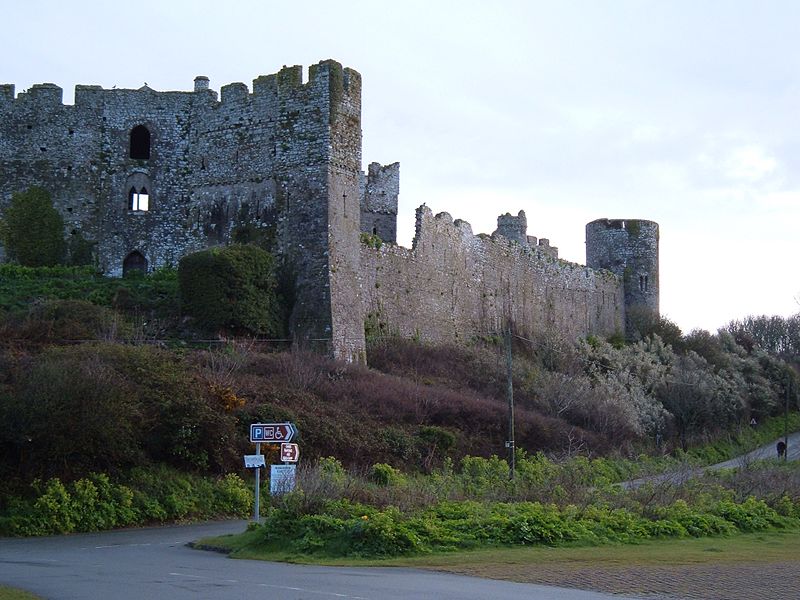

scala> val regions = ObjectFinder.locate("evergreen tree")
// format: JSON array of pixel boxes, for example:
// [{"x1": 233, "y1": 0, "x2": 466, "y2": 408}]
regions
[{"x1": 0, "y1": 187, "x2": 65, "y2": 266}]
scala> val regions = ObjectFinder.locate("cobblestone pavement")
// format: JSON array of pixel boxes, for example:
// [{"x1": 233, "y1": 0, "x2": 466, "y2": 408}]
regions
[{"x1": 459, "y1": 561, "x2": 800, "y2": 600}]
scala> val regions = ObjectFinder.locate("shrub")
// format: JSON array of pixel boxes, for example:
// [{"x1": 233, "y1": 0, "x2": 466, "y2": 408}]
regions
[
  {"x1": 0, "y1": 467, "x2": 251, "y2": 536},
  {"x1": 1, "y1": 299, "x2": 127, "y2": 342},
  {"x1": 0, "y1": 187, "x2": 65, "y2": 267},
  {"x1": 178, "y1": 244, "x2": 284, "y2": 336},
  {"x1": 369, "y1": 463, "x2": 405, "y2": 487}
]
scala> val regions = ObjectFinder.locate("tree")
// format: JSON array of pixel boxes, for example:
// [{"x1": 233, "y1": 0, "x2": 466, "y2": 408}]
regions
[
  {"x1": 0, "y1": 187, "x2": 65, "y2": 266},
  {"x1": 178, "y1": 244, "x2": 285, "y2": 336},
  {"x1": 627, "y1": 305, "x2": 683, "y2": 349}
]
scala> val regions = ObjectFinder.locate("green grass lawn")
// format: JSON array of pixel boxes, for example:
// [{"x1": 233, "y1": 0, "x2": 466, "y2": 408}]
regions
[
  {"x1": 196, "y1": 527, "x2": 800, "y2": 576},
  {"x1": 0, "y1": 586, "x2": 42, "y2": 600}
]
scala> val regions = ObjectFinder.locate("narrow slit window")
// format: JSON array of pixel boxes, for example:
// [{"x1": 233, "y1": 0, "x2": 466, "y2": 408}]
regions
[{"x1": 129, "y1": 125, "x2": 151, "y2": 159}]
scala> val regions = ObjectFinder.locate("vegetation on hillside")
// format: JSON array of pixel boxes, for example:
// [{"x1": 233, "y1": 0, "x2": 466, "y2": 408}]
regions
[
  {"x1": 206, "y1": 454, "x2": 800, "y2": 559},
  {"x1": 177, "y1": 244, "x2": 286, "y2": 337},
  {"x1": 0, "y1": 264, "x2": 798, "y2": 541},
  {"x1": 0, "y1": 188, "x2": 67, "y2": 267}
]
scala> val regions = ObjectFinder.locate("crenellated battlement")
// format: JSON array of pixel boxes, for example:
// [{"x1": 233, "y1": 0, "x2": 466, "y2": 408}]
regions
[
  {"x1": 360, "y1": 202, "x2": 628, "y2": 344},
  {"x1": 0, "y1": 60, "x2": 360, "y2": 117},
  {"x1": 0, "y1": 58, "x2": 657, "y2": 360}
]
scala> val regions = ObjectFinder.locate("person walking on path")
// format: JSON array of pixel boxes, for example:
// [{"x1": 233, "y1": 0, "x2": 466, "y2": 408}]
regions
[{"x1": 777, "y1": 440, "x2": 787, "y2": 458}]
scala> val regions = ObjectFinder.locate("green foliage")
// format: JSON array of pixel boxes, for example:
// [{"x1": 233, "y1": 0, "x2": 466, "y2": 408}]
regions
[
  {"x1": 0, "y1": 187, "x2": 65, "y2": 267},
  {"x1": 727, "y1": 313, "x2": 800, "y2": 362},
  {"x1": 0, "y1": 264, "x2": 179, "y2": 322},
  {"x1": 369, "y1": 463, "x2": 406, "y2": 487},
  {"x1": 627, "y1": 305, "x2": 683, "y2": 347},
  {"x1": 359, "y1": 232, "x2": 383, "y2": 250},
  {"x1": 255, "y1": 491, "x2": 796, "y2": 558},
  {"x1": 66, "y1": 231, "x2": 96, "y2": 266},
  {"x1": 0, "y1": 467, "x2": 251, "y2": 536},
  {"x1": 1, "y1": 299, "x2": 128, "y2": 342},
  {"x1": 178, "y1": 244, "x2": 284, "y2": 336},
  {"x1": 0, "y1": 344, "x2": 241, "y2": 481}
]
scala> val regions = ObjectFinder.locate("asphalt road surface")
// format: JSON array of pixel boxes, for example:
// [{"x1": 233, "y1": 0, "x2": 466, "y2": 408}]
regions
[
  {"x1": 4, "y1": 435, "x2": 796, "y2": 600},
  {"x1": 710, "y1": 430, "x2": 800, "y2": 468},
  {"x1": 624, "y1": 431, "x2": 800, "y2": 489},
  {"x1": 0, "y1": 520, "x2": 644, "y2": 600}
]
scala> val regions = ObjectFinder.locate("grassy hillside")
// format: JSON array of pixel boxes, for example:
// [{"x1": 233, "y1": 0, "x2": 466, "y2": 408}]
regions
[{"x1": 0, "y1": 265, "x2": 798, "y2": 490}]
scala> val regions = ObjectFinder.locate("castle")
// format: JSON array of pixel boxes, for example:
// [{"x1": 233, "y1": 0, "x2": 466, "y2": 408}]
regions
[{"x1": 0, "y1": 60, "x2": 659, "y2": 361}]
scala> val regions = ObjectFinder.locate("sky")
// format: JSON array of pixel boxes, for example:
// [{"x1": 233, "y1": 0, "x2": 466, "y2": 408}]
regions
[{"x1": 3, "y1": 0, "x2": 799, "y2": 333}]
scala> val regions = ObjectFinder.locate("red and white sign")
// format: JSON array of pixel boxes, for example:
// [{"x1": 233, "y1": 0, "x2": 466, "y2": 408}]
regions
[
  {"x1": 280, "y1": 442, "x2": 300, "y2": 463},
  {"x1": 250, "y1": 422, "x2": 297, "y2": 443}
]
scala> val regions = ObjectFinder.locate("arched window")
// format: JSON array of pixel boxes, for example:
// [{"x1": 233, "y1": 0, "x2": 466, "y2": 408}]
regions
[
  {"x1": 123, "y1": 251, "x2": 148, "y2": 276},
  {"x1": 129, "y1": 125, "x2": 151, "y2": 160},
  {"x1": 128, "y1": 186, "x2": 149, "y2": 211},
  {"x1": 126, "y1": 173, "x2": 153, "y2": 211}
]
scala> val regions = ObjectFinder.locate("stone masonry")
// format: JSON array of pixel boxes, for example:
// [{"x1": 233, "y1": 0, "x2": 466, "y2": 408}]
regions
[{"x1": 0, "y1": 60, "x2": 659, "y2": 360}]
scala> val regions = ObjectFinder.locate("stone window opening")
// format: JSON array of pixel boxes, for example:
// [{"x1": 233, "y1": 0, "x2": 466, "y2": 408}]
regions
[
  {"x1": 372, "y1": 226, "x2": 377, "y2": 235},
  {"x1": 126, "y1": 172, "x2": 153, "y2": 212},
  {"x1": 129, "y1": 125, "x2": 151, "y2": 160},
  {"x1": 128, "y1": 186, "x2": 150, "y2": 211},
  {"x1": 639, "y1": 274, "x2": 649, "y2": 292},
  {"x1": 123, "y1": 251, "x2": 148, "y2": 276}
]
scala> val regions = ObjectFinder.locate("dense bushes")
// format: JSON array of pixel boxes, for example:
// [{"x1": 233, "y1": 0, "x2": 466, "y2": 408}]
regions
[
  {"x1": 178, "y1": 245, "x2": 284, "y2": 336},
  {"x1": 369, "y1": 324, "x2": 799, "y2": 454},
  {"x1": 0, "y1": 187, "x2": 66, "y2": 267},
  {"x1": 252, "y1": 456, "x2": 799, "y2": 558},
  {"x1": 0, "y1": 468, "x2": 251, "y2": 536},
  {"x1": 0, "y1": 344, "x2": 243, "y2": 483},
  {"x1": 0, "y1": 265, "x2": 179, "y2": 332}
]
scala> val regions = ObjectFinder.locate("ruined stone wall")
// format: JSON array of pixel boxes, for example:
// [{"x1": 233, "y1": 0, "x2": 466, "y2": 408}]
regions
[
  {"x1": 0, "y1": 61, "x2": 363, "y2": 354},
  {"x1": 360, "y1": 162, "x2": 399, "y2": 243},
  {"x1": 0, "y1": 61, "x2": 657, "y2": 361},
  {"x1": 360, "y1": 206, "x2": 625, "y2": 344}
]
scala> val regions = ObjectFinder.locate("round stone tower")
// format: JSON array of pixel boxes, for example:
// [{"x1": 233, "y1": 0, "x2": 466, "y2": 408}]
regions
[{"x1": 586, "y1": 218, "x2": 659, "y2": 325}]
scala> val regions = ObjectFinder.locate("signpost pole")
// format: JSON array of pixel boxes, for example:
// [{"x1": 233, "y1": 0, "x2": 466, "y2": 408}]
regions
[
  {"x1": 785, "y1": 373, "x2": 790, "y2": 463},
  {"x1": 505, "y1": 324, "x2": 516, "y2": 481},
  {"x1": 253, "y1": 441, "x2": 261, "y2": 522}
]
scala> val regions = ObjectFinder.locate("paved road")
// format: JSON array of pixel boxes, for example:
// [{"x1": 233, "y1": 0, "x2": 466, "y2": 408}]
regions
[
  {"x1": 4, "y1": 436, "x2": 796, "y2": 600},
  {"x1": 710, "y1": 430, "x2": 800, "y2": 468},
  {"x1": 624, "y1": 432, "x2": 800, "y2": 489},
  {"x1": 0, "y1": 520, "x2": 644, "y2": 600}
]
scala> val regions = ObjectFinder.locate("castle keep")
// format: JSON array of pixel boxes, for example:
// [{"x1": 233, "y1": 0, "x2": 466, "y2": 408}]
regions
[{"x1": 0, "y1": 60, "x2": 658, "y2": 360}]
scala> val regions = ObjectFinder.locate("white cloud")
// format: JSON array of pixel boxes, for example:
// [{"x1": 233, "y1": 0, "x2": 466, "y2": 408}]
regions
[{"x1": 724, "y1": 145, "x2": 778, "y2": 182}]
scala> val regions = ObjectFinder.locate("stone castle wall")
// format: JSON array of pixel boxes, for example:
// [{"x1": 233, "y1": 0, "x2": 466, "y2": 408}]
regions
[
  {"x1": 0, "y1": 61, "x2": 657, "y2": 360},
  {"x1": 358, "y1": 207, "x2": 625, "y2": 344},
  {"x1": 0, "y1": 61, "x2": 364, "y2": 352}
]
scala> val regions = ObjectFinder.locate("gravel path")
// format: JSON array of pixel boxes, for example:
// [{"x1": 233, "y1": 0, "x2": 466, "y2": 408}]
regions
[{"x1": 482, "y1": 562, "x2": 800, "y2": 600}]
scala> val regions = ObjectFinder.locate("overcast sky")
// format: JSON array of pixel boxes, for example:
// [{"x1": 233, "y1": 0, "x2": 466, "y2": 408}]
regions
[{"x1": 3, "y1": 0, "x2": 798, "y2": 334}]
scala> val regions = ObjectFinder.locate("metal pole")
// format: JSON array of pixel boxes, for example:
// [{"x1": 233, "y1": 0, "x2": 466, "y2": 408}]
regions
[
  {"x1": 505, "y1": 325, "x2": 515, "y2": 480},
  {"x1": 785, "y1": 373, "x2": 790, "y2": 463},
  {"x1": 254, "y1": 441, "x2": 261, "y2": 521}
]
